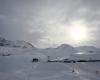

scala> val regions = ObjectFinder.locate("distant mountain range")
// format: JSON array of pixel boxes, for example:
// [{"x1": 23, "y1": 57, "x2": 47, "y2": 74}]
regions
[
  {"x1": 42, "y1": 44, "x2": 77, "y2": 58},
  {"x1": 76, "y1": 46, "x2": 100, "y2": 53},
  {"x1": 0, "y1": 36, "x2": 35, "y2": 48},
  {"x1": 0, "y1": 36, "x2": 100, "y2": 54}
]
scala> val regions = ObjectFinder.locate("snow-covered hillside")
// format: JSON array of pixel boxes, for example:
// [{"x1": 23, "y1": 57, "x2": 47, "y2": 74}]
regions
[
  {"x1": 0, "y1": 37, "x2": 35, "y2": 48},
  {"x1": 41, "y1": 44, "x2": 77, "y2": 59},
  {"x1": 0, "y1": 38, "x2": 100, "y2": 80},
  {"x1": 76, "y1": 46, "x2": 100, "y2": 53}
]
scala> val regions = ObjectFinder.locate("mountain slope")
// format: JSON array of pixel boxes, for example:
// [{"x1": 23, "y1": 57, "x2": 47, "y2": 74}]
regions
[
  {"x1": 0, "y1": 37, "x2": 35, "y2": 48},
  {"x1": 42, "y1": 44, "x2": 77, "y2": 59},
  {"x1": 76, "y1": 46, "x2": 100, "y2": 53}
]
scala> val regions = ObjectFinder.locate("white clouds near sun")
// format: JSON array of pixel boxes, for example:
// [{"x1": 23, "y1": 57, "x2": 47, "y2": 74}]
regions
[{"x1": 68, "y1": 20, "x2": 89, "y2": 43}]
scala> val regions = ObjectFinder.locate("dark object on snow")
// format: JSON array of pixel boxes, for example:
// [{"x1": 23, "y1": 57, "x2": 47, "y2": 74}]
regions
[
  {"x1": 96, "y1": 70, "x2": 98, "y2": 74},
  {"x1": 47, "y1": 56, "x2": 51, "y2": 62},
  {"x1": 63, "y1": 60, "x2": 76, "y2": 63},
  {"x1": 72, "y1": 70, "x2": 75, "y2": 73},
  {"x1": 2, "y1": 54, "x2": 11, "y2": 56},
  {"x1": 89, "y1": 51, "x2": 93, "y2": 53},
  {"x1": 77, "y1": 60, "x2": 88, "y2": 62},
  {"x1": 32, "y1": 58, "x2": 39, "y2": 62}
]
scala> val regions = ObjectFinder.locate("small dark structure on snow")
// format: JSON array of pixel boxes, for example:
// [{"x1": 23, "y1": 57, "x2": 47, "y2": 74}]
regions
[
  {"x1": 32, "y1": 58, "x2": 39, "y2": 62},
  {"x1": 2, "y1": 54, "x2": 11, "y2": 56}
]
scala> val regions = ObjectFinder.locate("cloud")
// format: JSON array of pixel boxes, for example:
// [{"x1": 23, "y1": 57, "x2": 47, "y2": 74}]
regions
[{"x1": 0, "y1": 0, "x2": 100, "y2": 48}]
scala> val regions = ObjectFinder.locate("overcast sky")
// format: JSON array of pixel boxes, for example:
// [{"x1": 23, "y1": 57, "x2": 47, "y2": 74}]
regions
[{"x1": 0, "y1": 0, "x2": 100, "y2": 48}]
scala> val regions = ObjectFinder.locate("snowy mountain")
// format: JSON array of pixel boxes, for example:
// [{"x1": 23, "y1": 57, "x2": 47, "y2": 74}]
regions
[
  {"x1": 12, "y1": 40, "x2": 35, "y2": 48},
  {"x1": 42, "y1": 44, "x2": 77, "y2": 59},
  {"x1": 0, "y1": 37, "x2": 35, "y2": 48},
  {"x1": 0, "y1": 36, "x2": 12, "y2": 46},
  {"x1": 76, "y1": 46, "x2": 100, "y2": 53},
  {"x1": 43, "y1": 44, "x2": 100, "y2": 59}
]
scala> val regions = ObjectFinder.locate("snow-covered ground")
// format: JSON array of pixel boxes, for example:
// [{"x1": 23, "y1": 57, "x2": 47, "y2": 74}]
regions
[{"x1": 0, "y1": 46, "x2": 100, "y2": 80}]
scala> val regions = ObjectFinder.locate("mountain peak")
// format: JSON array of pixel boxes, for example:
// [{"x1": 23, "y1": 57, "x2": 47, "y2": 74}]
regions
[
  {"x1": 57, "y1": 44, "x2": 74, "y2": 49},
  {"x1": 0, "y1": 37, "x2": 35, "y2": 48}
]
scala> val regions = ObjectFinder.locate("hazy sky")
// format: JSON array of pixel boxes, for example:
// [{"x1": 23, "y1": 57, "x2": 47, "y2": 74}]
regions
[{"x1": 0, "y1": 0, "x2": 100, "y2": 48}]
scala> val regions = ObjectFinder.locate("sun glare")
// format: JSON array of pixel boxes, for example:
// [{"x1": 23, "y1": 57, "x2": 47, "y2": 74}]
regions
[{"x1": 69, "y1": 21, "x2": 88, "y2": 42}]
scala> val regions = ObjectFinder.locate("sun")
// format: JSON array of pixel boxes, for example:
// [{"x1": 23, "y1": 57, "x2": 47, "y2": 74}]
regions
[
  {"x1": 70, "y1": 26, "x2": 87, "y2": 41},
  {"x1": 69, "y1": 21, "x2": 88, "y2": 42}
]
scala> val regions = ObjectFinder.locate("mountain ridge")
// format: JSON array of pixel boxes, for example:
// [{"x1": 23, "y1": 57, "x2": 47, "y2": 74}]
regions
[
  {"x1": 0, "y1": 36, "x2": 100, "y2": 54},
  {"x1": 0, "y1": 37, "x2": 35, "y2": 48}
]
